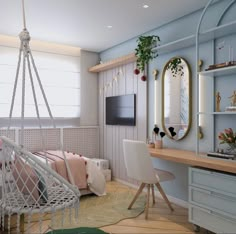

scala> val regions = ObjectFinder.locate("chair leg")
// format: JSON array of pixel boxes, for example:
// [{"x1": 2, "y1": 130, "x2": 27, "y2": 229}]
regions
[
  {"x1": 145, "y1": 184, "x2": 150, "y2": 219},
  {"x1": 155, "y1": 182, "x2": 174, "y2": 211},
  {"x1": 128, "y1": 183, "x2": 146, "y2": 209},
  {"x1": 151, "y1": 184, "x2": 155, "y2": 204}
]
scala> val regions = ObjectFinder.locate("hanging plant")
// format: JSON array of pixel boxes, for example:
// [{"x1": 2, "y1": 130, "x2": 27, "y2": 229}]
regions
[
  {"x1": 167, "y1": 57, "x2": 184, "y2": 77},
  {"x1": 134, "y1": 35, "x2": 160, "y2": 81}
]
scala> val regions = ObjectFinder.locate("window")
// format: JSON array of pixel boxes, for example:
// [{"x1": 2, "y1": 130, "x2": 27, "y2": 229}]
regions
[{"x1": 0, "y1": 45, "x2": 80, "y2": 118}]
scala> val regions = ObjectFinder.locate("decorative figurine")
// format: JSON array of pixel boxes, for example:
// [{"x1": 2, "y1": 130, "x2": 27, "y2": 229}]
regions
[
  {"x1": 215, "y1": 91, "x2": 221, "y2": 112},
  {"x1": 228, "y1": 90, "x2": 236, "y2": 106}
]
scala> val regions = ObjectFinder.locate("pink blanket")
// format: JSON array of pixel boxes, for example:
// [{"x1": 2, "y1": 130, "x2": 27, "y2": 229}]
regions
[{"x1": 34, "y1": 150, "x2": 87, "y2": 189}]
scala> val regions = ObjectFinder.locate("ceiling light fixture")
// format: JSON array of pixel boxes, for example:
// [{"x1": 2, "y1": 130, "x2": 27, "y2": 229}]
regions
[
  {"x1": 107, "y1": 25, "x2": 113, "y2": 29},
  {"x1": 143, "y1": 4, "x2": 149, "y2": 8}
]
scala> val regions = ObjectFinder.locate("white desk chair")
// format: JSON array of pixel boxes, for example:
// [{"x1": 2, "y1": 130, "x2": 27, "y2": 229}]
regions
[{"x1": 123, "y1": 139, "x2": 175, "y2": 219}]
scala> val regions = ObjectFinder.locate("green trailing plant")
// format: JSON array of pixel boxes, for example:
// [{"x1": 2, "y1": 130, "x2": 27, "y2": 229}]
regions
[
  {"x1": 167, "y1": 57, "x2": 184, "y2": 77},
  {"x1": 134, "y1": 35, "x2": 160, "y2": 78}
]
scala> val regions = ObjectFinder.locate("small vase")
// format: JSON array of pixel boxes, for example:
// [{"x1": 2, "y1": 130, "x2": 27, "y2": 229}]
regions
[
  {"x1": 227, "y1": 143, "x2": 236, "y2": 154},
  {"x1": 155, "y1": 140, "x2": 163, "y2": 149}
]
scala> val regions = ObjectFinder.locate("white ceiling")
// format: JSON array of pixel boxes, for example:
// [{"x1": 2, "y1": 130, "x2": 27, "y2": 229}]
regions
[{"x1": 0, "y1": 0, "x2": 210, "y2": 52}]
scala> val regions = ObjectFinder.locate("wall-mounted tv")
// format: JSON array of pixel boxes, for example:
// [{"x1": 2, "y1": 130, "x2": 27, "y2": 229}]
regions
[{"x1": 106, "y1": 94, "x2": 136, "y2": 126}]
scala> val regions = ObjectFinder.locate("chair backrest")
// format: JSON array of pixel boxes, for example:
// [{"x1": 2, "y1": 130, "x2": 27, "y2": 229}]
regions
[{"x1": 123, "y1": 139, "x2": 159, "y2": 184}]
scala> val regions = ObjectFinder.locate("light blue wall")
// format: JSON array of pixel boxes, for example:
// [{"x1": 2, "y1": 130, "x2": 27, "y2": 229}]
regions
[{"x1": 100, "y1": 0, "x2": 236, "y2": 201}]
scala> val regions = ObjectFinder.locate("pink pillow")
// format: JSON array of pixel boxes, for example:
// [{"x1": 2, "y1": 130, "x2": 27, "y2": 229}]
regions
[{"x1": 12, "y1": 158, "x2": 39, "y2": 201}]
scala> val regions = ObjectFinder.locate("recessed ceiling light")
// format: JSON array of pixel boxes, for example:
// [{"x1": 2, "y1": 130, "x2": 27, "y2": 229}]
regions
[
  {"x1": 143, "y1": 4, "x2": 149, "y2": 8},
  {"x1": 107, "y1": 25, "x2": 113, "y2": 29}
]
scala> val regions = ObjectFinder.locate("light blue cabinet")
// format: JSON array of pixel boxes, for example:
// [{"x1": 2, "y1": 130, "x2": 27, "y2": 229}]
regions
[{"x1": 189, "y1": 167, "x2": 236, "y2": 233}]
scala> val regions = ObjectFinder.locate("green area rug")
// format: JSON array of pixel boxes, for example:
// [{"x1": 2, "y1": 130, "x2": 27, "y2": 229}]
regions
[
  {"x1": 47, "y1": 227, "x2": 108, "y2": 234},
  {"x1": 51, "y1": 182, "x2": 145, "y2": 229}
]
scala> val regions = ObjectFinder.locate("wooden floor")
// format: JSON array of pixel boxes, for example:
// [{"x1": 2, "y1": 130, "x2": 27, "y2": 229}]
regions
[
  {"x1": 100, "y1": 181, "x2": 209, "y2": 234},
  {"x1": 2, "y1": 181, "x2": 211, "y2": 233}
]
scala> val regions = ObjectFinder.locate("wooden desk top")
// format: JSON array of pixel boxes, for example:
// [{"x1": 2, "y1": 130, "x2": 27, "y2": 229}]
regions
[{"x1": 149, "y1": 148, "x2": 236, "y2": 174}]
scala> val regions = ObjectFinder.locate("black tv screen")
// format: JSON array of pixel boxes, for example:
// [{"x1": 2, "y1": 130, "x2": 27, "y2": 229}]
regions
[{"x1": 106, "y1": 94, "x2": 136, "y2": 126}]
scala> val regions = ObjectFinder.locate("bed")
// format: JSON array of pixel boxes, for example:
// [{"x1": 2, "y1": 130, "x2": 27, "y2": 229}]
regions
[{"x1": 33, "y1": 150, "x2": 106, "y2": 196}]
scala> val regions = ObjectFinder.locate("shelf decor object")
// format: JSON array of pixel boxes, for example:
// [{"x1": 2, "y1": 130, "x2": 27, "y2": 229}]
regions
[
  {"x1": 218, "y1": 128, "x2": 236, "y2": 154},
  {"x1": 205, "y1": 61, "x2": 236, "y2": 71},
  {"x1": 215, "y1": 91, "x2": 221, "y2": 112}
]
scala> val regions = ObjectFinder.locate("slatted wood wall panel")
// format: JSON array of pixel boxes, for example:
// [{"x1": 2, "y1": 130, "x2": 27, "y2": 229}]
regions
[{"x1": 99, "y1": 62, "x2": 147, "y2": 183}]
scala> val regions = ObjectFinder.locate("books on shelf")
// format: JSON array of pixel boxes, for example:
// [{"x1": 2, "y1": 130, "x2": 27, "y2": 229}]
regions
[
  {"x1": 205, "y1": 61, "x2": 236, "y2": 71},
  {"x1": 207, "y1": 152, "x2": 235, "y2": 160},
  {"x1": 225, "y1": 106, "x2": 236, "y2": 112}
]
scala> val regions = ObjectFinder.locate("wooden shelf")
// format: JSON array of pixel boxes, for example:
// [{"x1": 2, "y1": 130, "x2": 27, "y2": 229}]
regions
[{"x1": 89, "y1": 53, "x2": 136, "y2": 73}]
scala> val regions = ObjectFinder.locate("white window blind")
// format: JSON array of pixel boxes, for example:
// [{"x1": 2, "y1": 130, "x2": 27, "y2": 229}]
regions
[{"x1": 0, "y1": 45, "x2": 80, "y2": 118}]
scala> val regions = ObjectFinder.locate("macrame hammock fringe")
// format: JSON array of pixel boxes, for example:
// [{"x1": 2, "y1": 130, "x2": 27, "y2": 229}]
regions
[{"x1": 0, "y1": 1, "x2": 80, "y2": 233}]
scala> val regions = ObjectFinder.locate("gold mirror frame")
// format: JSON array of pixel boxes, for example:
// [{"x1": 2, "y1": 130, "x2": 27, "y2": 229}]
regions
[{"x1": 161, "y1": 57, "x2": 192, "y2": 141}]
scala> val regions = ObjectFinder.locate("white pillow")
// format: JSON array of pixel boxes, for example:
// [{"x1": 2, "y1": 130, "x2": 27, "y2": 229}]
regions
[{"x1": 85, "y1": 158, "x2": 106, "y2": 196}]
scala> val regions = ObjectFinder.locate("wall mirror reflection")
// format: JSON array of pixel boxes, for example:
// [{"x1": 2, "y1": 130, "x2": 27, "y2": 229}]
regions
[{"x1": 161, "y1": 57, "x2": 191, "y2": 141}]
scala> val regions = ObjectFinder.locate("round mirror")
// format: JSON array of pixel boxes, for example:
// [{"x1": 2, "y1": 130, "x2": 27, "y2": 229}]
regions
[{"x1": 161, "y1": 57, "x2": 191, "y2": 140}]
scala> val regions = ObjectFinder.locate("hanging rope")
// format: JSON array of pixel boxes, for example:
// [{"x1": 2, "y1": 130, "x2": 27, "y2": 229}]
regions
[{"x1": 7, "y1": 42, "x2": 23, "y2": 136}]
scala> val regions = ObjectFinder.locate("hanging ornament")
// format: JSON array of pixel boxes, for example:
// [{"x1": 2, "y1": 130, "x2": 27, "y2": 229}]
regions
[
  {"x1": 141, "y1": 75, "x2": 147, "y2": 81},
  {"x1": 134, "y1": 68, "x2": 140, "y2": 75}
]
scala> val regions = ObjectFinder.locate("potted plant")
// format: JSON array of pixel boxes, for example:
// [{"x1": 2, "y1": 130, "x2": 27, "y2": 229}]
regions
[
  {"x1": 167, "y1": 57, "x2": 184, "y2": 77},
  {"x1": 218, "y1": 128, "x2": 236, "y2": 153},
  {"x1": 134, "y1": 35, "x2": 160, "y2": 81}
]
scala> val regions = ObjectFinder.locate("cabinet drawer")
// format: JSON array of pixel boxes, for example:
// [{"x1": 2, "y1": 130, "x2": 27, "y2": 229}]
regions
[
  {"x1": 189, "y1": 186, "x2": 236, "y2": 218},
  {"x1": 189, "y1": 167, "x2": 236, "y2": 196},
  {"x1": 189, "y1": 205, "x2": 236, "y2": 233}
]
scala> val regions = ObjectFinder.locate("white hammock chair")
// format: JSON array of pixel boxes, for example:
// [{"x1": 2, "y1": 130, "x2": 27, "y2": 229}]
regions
[{"x1": 0, "y1": 1, "x2": 80, "y2": 233}]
